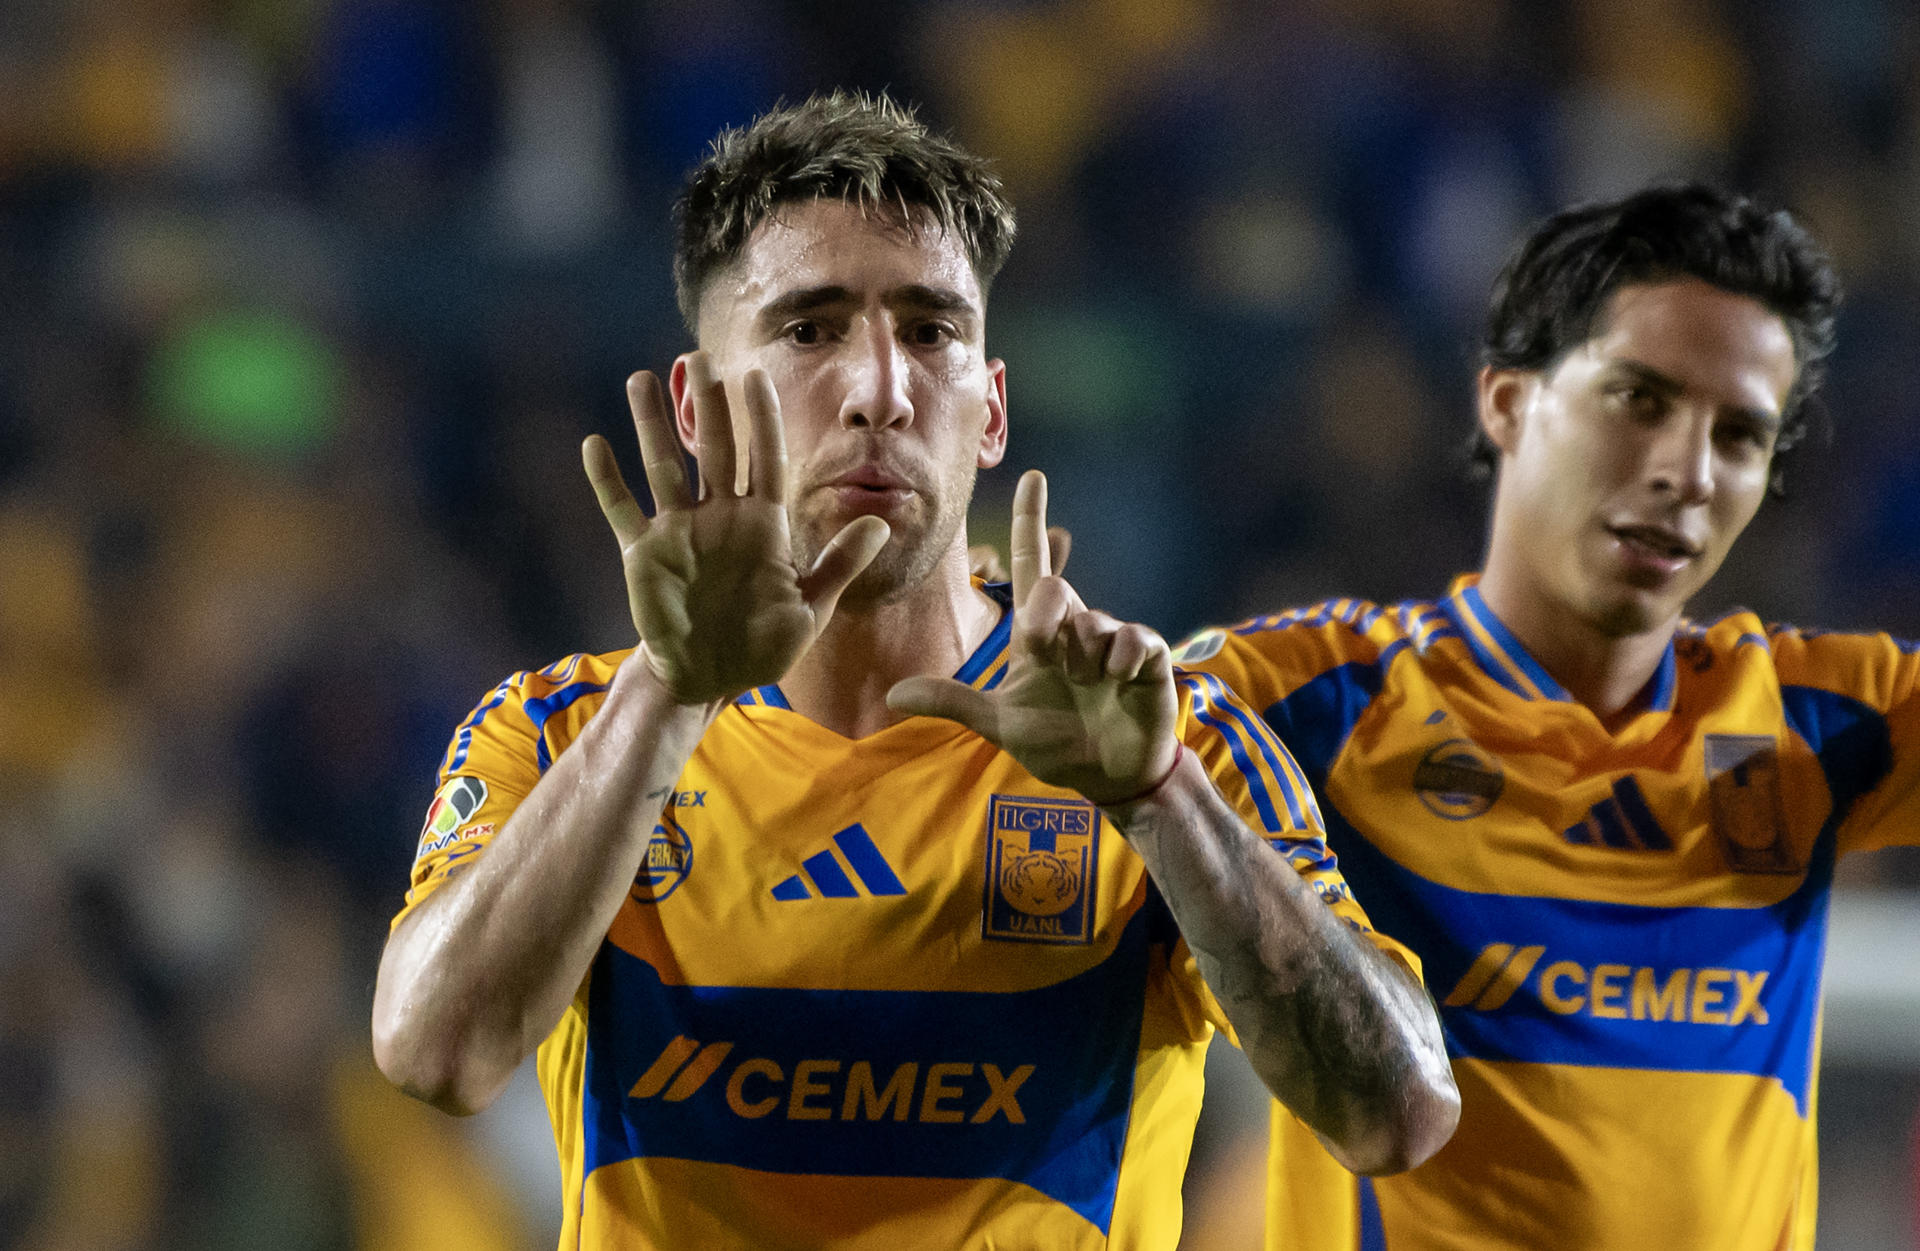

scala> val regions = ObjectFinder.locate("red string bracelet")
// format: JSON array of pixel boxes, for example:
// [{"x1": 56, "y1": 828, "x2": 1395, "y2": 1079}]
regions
[{"x1": 1099, "y1": 744, "x2": 1187, "y2": 808}]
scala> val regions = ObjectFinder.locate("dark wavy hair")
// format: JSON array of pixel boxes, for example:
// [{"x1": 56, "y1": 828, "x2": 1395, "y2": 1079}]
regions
[
  {"x1": 1472, "y1": 183, "x2": 1842, "y2": 495},
  {"x1": 672, "y1": 90, "x2": 1017, "y2": 334}
]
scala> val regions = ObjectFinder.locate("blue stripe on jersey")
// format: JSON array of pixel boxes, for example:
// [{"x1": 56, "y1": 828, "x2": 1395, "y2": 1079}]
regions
[
  {"x1": 1190, "y1": 671, "x2": 1318, "y2": 829},
  {"x1": 1180, "y1": 675, "x2": 1286, "y2": 832},
  {"x1": 956, "y1": 587, "x2": 1013, "y2": 685},
  {"x1": 1456, "y1": 586, "x2": 1572, "y2": 702},
  {"x1": 1781, "y1": 686, "x2": 1893, "y2": 822},
  {"x1": 1438, "y1": 595, "x2": 1532, "y2": 700},
  {"x1": 759, "y1": 685, "x2": 791, "y2": 710},
  {"x1": 981, "y1": 659, "x2": 1009, "y2": 692},
  {"x1": 1646, "y1": 642, "x2": 1677, "y2": 712},
  {"x1": 1358, "y1": 1176, "x2": 1387, "y2": 1251},
  {"x1": 448, "y1": 675, "x2": 522, "y2": 772},
  {"x1": 801, "y1": 849, "x2": 860, "y2": 898},
  {"x1": 527, "y1": 680, "x2": 611, "y2": 772},
  {"x1": 834, "y1": 825, "x2": 907, "y2": 896},
  {"x1": 580, "y1": 909, "x2": 1151, "y2": 1235},
  {"x1": 734, "y1": 690, "x2": 761, "y2": 707}
]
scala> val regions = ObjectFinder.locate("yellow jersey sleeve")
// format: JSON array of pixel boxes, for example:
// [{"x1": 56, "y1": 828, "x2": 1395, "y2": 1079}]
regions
[
  {"x1": 391, "y1": 655, "x2": 612, "y2": 930},
  {"x1": 1165, "y1": 670, "x2": 1424, "y2": 1041},
  {"x1": 1770, "y1": 624, "x2": 1920, "y2": 856}
]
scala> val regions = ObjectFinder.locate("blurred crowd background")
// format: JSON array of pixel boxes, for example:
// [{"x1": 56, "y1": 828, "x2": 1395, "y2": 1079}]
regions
[{"x1": 3, "y1": 0, "x2": 1919, "y2": 1248}]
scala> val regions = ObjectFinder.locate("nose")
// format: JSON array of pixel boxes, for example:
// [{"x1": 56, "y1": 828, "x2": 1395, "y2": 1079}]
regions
[
  {"x1": 837, "y1": 317, "x2": 914, "y2": 430},
  {"x1": 1648, "y1": 408, "x2": 1715, "y2": 506}
]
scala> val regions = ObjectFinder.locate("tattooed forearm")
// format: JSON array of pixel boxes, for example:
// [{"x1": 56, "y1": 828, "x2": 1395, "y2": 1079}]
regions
[{"x1": 1107, "y1": 753, "x2": 1459, "y2": 1174}]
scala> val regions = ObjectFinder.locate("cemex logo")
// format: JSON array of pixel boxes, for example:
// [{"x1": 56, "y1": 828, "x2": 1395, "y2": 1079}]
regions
[
  {"x1": 1445, "y1": 943, "x2": 1770, "y2": 1026},
  {"x1": 628, "y1": 1035, "x2": 1036, "y2": 1125}
]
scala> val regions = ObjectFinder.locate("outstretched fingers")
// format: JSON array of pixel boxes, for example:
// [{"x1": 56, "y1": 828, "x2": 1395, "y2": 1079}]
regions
[
  {"x1": 629, "y1": 370, "x2": 693, "y2": 512},
  {"x1": 582, "y1": 433, "x2": 648, "y2": 549},
  {"x1": 741, "y1": 369, "x2": 789, "y2": 503},
  {"x1": 686, "y1": 352, "x2": 738, "y2": 499}
]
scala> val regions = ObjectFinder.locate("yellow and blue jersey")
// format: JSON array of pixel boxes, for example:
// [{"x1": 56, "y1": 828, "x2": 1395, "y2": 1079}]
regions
[
  {"x1": 394, "y1": 585, "x2": 1415, "y2": 1250},
  {"x1": 1181, "y1": 573, "x2": 1920, "y2": 1251}
]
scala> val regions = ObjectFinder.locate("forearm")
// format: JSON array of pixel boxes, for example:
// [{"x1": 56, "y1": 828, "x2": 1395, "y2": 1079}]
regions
[
  {"x1": 372, "y1": 656, "x2": 717, "y2": 1114},
  {"x1": 1105, "y1": 751, "x2": 1459, "y2": 1174}
]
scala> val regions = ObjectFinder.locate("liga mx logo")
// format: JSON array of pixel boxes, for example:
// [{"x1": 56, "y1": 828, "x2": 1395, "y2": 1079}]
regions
[
  {"x1": 631, "y1": 810, "x2": 692, "y2": 904},
  {"x1": 983, "y1": 795, "x2": 1098, "y2": 945}
]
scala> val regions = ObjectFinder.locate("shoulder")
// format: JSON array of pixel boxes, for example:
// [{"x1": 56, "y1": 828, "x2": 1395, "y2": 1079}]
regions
[
  {"x1": 1177, "y1": 595, "x2": 1440, "y2": 703},
  {"x1": 1688, "y1": 610, "x2": 1918, "y2": 695},
  {"x1": 441, "y1": 648, "x2": 635, "y2": 775}
]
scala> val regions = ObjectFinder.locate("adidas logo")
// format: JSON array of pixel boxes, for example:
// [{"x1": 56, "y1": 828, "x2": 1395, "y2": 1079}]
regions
[
  {"x1": 1563, "y1": 777, "x2": 1671, "y2": 850},
  {"x1": 771, "y1": 824, "x2": 906, "y2": 900}
]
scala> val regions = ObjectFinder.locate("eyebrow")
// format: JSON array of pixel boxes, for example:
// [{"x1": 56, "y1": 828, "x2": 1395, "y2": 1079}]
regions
[
  {"x1": 753, "y1": 284, "x2": 980, "y2": 335},
  {"x1": 1607, "y1": 359, "x2": 1783, "y2": 432}
]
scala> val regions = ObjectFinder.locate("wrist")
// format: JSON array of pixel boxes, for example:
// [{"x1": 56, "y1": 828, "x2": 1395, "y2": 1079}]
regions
[
  {"x1": 1096, "y1": 743, "x2": 1191, "y2": 813},
  {"x1": 616, "y1": 646, "x2": 728, "y2": 728}
]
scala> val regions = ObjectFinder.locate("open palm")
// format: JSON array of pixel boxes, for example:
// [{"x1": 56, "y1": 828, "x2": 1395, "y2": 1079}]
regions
[{"x1": 582, "y1": 354, "x2": 890, "y2": 705}]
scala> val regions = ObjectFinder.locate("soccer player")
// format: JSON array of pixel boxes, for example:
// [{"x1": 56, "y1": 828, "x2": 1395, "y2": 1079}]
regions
[
  {"x1": 1179, "y1": 183, "x2": 1911, "y2": 1250},
  {"x1": 369, "y1": 93, "x2": 1458, "y2": 1249}
]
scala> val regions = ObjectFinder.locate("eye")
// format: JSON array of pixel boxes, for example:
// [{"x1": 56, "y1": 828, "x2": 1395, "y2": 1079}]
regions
[
  {"x1": 907, "y1": 320, "x2": 958, "y2": 347},
  {"x1": 785, "y1": 320, "x2": 822, "y2": 346},
  {"x1": 1607, "y1": 384, "x2": 1664, "y2": 420},
  {"x1": 1715, "y1": 420, "x2": 1770, "y2": 453}
]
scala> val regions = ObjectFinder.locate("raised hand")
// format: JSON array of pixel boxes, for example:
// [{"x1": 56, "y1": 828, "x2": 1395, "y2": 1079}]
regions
[
  {"x1": 889, "y1": 471, "x2": 1179, "y2": 806},
  {"x1": 582, "y1": 354, "x2": 892, "y2": 704}
]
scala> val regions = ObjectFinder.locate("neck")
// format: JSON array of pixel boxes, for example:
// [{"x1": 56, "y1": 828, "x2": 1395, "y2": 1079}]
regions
[
  {"x1": 1474, "y1": 560, "x2": 1676, "y2": 731},
  {"x1": 779, "y1": 541, "x2": 1001, "y2": 738}
]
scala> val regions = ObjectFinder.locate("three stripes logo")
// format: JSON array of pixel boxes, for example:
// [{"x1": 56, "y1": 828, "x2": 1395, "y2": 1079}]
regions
[
  {"x1": 1563, "y1": 776, "x2": 1672, "y2": 851},
  {"x1": 771, "y1": 824, "x2": 906, "y2": 901}
]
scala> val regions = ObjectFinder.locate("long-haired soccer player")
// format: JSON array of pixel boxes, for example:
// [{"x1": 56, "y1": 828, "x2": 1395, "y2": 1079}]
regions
[{"x1": 1184, "y1": 183, "x2": 1908, "y2": 1250}]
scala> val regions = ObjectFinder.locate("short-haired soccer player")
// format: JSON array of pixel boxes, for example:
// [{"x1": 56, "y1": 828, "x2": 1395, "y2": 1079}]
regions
[
  {"x1": 370, "y1": 93, "x2": 1457, "y2": 1249},
  {"x1": 1181, "y1": 183, "x2": 1908, "y2": 1250}
]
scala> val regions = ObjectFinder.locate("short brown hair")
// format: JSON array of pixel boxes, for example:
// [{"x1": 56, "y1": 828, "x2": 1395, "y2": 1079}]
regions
[{"x1": 672, "y1": 91, "x2": 1017, "y2": 333}]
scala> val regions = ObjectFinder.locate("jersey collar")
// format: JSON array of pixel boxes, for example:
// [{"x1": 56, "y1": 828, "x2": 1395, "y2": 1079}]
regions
[
  {"x1": 734, "y1": 580, "x2": 1015, "y2": 707},
  {"x1": 1439, "y1": 575, "x2": 1677, "y2": 713}
]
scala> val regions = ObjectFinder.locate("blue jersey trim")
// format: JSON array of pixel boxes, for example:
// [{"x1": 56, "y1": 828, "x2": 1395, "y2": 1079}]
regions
[
  {"x1": 527, "y1": 680, "x2": 612, "y2": 772},
  {"x1": 1181, "y1": 676, "x2": 1285, "y2": 833},
  {"x1": 956, "y1": 583, "x2": 1014, "y2": 685},
  {"x1": 1188, "y1": 671, "x2": 1318, "y2": 829},
  {"x1": 1358, "y1": 1175, "x2": 1387, "y2": 1251},
  {"x1": 449, "y1": 675, "x2": 523, "y2": 772}
]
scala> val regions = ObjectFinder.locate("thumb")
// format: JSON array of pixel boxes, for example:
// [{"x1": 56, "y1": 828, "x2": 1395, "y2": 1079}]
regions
[
  {"x1": 887, "y1": 676, "x2": 998, "y2": 739},
  {"x1": 799, "y1": 515, "x2": 891, "y2": 620}
]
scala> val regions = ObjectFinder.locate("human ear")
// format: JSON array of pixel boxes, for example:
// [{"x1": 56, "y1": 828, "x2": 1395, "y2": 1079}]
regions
[
  {"x1": 1477, "y1": 366, "x2": 1533, "y2": 455},
  {"x1": 669, "y1": 356, "x2": 698, "y2": 455},
  {"x1": 977, "y1": 359, "x2": 1008, "y2": 469}
]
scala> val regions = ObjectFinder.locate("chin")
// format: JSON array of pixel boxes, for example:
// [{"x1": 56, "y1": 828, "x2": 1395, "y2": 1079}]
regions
[
  {"x1": 1584, "y1": 587, "x2": 1680, "y2": 638},
  {"x1": 838, "y1": 535, "x2": 943, "y2": 607}
]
